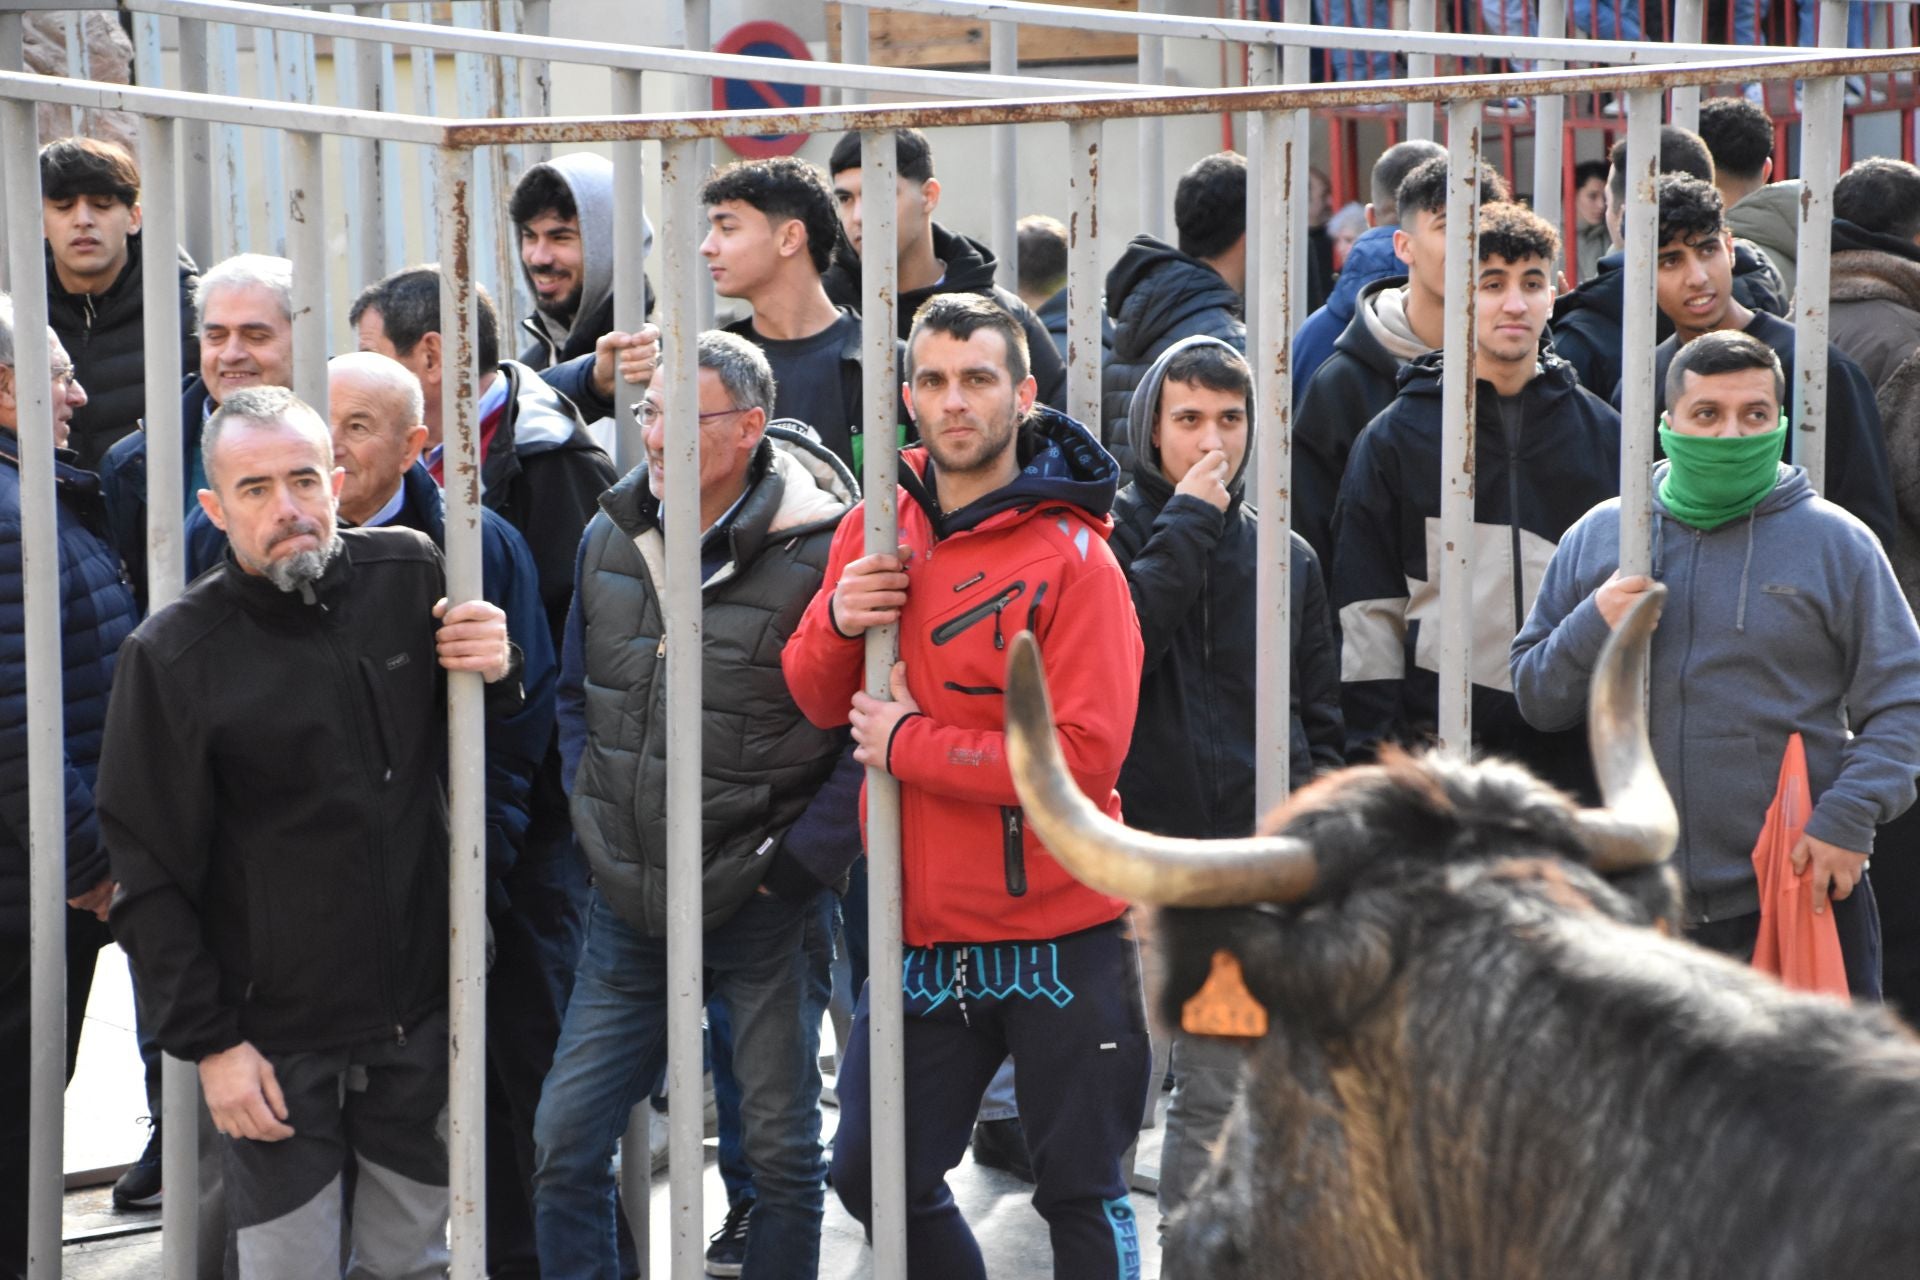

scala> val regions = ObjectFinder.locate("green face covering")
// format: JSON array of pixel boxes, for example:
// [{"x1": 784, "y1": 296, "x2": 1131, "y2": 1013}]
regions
[{"x1": 1657, "y1": 423, "x2": 1787, "y2": 531}]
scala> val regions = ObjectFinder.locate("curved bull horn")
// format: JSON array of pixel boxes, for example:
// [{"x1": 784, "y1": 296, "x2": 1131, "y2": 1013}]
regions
[
  {"x1": 1576, "y1": 582, "x2": 1680, "y2": 873},
  {"x1": 1003, "y1": 632, "x2": 1318, "y2": 907}
]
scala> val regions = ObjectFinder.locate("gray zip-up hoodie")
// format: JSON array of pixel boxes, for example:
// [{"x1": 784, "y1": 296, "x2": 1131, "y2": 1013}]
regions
[{"x1": 1511, "y1": 464, "x2": 1920, "y2": 923}]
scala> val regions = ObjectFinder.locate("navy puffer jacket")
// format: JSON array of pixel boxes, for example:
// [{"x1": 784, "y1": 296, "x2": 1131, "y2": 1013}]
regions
[{"x1": 0, "y1": 430, "x2": 140, "y2": 937}]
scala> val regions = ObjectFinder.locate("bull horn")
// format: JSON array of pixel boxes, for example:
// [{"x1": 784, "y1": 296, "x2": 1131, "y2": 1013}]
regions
[
  {"x1": 1003, "y1": 632, "x2": 1318, "y2": 907},
  {"x1": 1576, "y1": 582, "x2": 1680, "y2": 873}
]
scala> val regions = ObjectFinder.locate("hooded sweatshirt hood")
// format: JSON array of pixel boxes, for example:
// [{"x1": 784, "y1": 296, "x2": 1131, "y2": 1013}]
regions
[
  {"x1": 1123, "y1": 334, "x2": 1253, "y2": 509},
  {"x1": 1104, "y1": 234, "x2": 1244, "y2": 364},
  {"x1": 515, "y1": 153, "x2": 652, "y2": 358},
  {"x1": 1320, "y1": 224, "x2": 1405, "y2": 327},
  {"x1": 1359, "y1": 280, "x2": 1431, "y2": 363},
  {"x1": 901, "y1": 403, "x2": 1118, "y2": 537},
  {"x1": 1727, "y1": 180, "x2": 1803, "y2": 295}
]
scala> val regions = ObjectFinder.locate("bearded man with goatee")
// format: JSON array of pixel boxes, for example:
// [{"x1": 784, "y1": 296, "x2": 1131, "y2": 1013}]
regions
[{"x1": 97, "y1": 385, "x2": 529, "y2": 1279}]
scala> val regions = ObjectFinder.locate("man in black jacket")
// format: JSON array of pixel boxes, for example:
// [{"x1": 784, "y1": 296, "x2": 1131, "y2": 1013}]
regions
[
  {"x1": 822, "y1": 128, "x2": 1067, "y2": 411},
  {"x1": 1101, "y1": 152, "x2": 1248, "y2": 480},
  {"x1": 1293, "y1": 156, "x2": 1510, "y2": 575},
  {"x1": 100, "y1": 385, "x2": 518, "y2": 1279},
  {"x1": 1108, "y1": 334, "x2": 1342, "y2": 1219},
  {"x1": 1333, "y1": 202, "x2": 1619, "y2": 800},
  {"x1": 1635, "y1": 175, "x2": 1895, "y2": 546},
  {"x1": 40, "y1": 137, "x2": 199, "y2": 470}
]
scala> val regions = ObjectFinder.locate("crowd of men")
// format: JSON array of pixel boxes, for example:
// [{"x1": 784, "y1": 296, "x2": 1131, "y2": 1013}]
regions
[{"x1": 6, "y1": 86, "x2": 1920, "y2": 1280}]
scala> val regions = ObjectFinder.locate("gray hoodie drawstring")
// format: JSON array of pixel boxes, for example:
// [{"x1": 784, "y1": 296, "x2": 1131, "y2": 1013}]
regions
[{"x1": 1734, "y1": 506, "x2": 1760, "y2": 633}]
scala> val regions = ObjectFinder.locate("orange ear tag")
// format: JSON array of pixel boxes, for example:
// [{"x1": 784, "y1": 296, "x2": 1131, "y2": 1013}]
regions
[{"x1": 1180, "y1": 950, "x2": 1269, "y2": 1038}]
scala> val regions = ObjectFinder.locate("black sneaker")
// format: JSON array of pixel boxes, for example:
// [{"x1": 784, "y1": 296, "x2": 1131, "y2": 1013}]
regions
[
  {"x1": 111, "y1": 1120, "x2": 163, "y2": 1211},
  {"x1": 704, "y1": 1198, "x2": 751, "y2": 1277},
  {"x1": 970, "y1": 1117, "x2": 1035, "y2": 1183}
]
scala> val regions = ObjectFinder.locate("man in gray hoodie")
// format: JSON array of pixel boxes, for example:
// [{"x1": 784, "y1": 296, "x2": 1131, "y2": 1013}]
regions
[
  {"x1": 1512, "y1": 330, "x2": 1920, "y2": 997},
  {"x1": 508, "y1": 152, "x2": 653, "y2": 372}
]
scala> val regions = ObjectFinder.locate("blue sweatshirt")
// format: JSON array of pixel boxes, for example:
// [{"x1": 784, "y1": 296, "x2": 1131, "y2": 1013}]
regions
[{"x1": 1511, "y1": 464, "x2": 1920, "y2": 923}]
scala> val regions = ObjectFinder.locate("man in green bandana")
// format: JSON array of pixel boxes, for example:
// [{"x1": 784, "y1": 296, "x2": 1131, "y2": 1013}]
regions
[{"x1": 1512, "y1": 330, "x2": 1920, "y2": 997}]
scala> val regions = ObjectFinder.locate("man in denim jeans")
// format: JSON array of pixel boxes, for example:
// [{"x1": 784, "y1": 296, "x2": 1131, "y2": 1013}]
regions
[{"x1": 532, "y1": 331, "x2": 862, "y2": 1279}]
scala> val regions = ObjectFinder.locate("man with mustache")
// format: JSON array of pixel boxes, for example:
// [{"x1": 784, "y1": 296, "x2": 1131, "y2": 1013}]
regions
[
  {"x1": 99, "y1": 384, "x2": 522, "y2": 1280},
  {"x1": 509, "y1": 153, "x2": 652, "y2": 375}
]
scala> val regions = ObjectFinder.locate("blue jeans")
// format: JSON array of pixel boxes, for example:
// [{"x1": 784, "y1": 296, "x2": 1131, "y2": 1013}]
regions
[
  {"x1": 532, "y1": 889, "x2": 831, "y2": 1280},
  {"x1": 1481, "y1": 0, "x2": 1642, "y2": 71},
  {"x1": 1732, "y1": 0, "x2": 1866, "y2": 47},
  {"x1": 1315, "y1": 0, "x2": 1394, "y2": 81}
]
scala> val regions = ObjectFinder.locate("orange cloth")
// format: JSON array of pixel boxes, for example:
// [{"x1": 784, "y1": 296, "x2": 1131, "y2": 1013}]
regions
[{"x1": 1750, "y1": 733, "x2": 1850, "y2": 998}]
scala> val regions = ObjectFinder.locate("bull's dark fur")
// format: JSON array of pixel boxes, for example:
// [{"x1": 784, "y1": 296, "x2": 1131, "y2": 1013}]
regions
[{"x1": 1158, "y1": 750, "x2": 1920, "y2": 1280}]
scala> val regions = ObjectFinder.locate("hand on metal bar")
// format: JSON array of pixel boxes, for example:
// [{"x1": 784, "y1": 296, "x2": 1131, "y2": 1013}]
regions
[
  {"x1": 831, "y1": 546, "x2": 914, "y2": 637},
  {"x1": 850, "y1": 661, "x2": 921, "y2": 773},
  {"x1": 433, "y1": 597, "x2": 513, "y2": 683},
  {"x1": 590, "y1": 323, "x2": 662, "y2": 401}
]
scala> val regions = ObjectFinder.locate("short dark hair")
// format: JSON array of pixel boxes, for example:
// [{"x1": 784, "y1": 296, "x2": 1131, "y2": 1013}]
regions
[
  {"x1": 1478, "y1": 201, "x2": 1560, "y2": 265},
  {"x1": 348, "y1": 265, "x2": 502, "y2": 374},
  {"x1": 701, "y1": 157, "x2": 840, "y2": 277},
  {"x1": 1573, "y1": 159, "x2": 1610, "y2": 190},
  {"x1": 39, "y1": 137, "x2": 139, "y2": 206},
  {"x1": 828, "y1": 128, "x2": 935, "y2": 183},
  {"x1": 1175, "y1": 152, "x2": 1248, "y2": 260},
  {"x1": 1655, "y1": 174, "x2": 1727, "y2": 250},
  {"x1": 1697, "y1": 96, "x2": 1774, "y2": 184},
  {"x1": 1394, "y1": 156, "x2": 1513, "y2": 224},
  {"x1": 1369, "y1": 139, "x2": 1447, "y2": 221},
  {"x1": 905, "y1": 293, "x2": 1030, "y2": 387},
  {"x1": 508, "y1": 164, "x2": 576, "y2": 229},
  {"x1": 1608, "y1": 126, "x2": 1715, "y2": 206},
  {"x1": 1665, "y1": 328, "x2": 1786, "y2": 408},
  {"x1": 1157, "y1": 342, "x2": 1253, "y2": 414},
  {"x1": 1836, "y1": 157, "x2": 1920, "y2": 243},
  {"x1": 1017, "y1": 215, "x2": 1069, "y2": 296}
]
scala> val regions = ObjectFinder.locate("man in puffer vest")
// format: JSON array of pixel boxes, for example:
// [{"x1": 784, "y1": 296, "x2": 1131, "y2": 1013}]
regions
[
  {"x1": 783, "y1": 293, "x2": 1150, "y2": 1279},
  {"x1": 535, "y1": 331, "x2": 859, "y2": 1280}
]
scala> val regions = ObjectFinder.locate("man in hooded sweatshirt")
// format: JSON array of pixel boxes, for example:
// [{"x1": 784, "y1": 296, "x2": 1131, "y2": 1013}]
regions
[
  {"x1": 1699, "y1": 95, "x2": 1802, "y2": 300},
  {"x1": 1290, "y1": 139, "x2": 1445, "y2": 400},
  {"x1": 1107, "y1": 334, "x2": 1343, "y2": 1217},
  {"x1": 1332, "y1": 202, "x2": 1620, "y2": 801},
  {"x1": 1293, "y1": 156, "x2": 1510, "y2": 575},
  {"x1": 508, "y1": 152, "x2": 654, "y2": 374},
  {"x1": 1513, "y1": 330, "x2": 1920, "y2": 998},
  {"x1": 1828, "y1": 158, "x2": 1920, "y2": 394},
  {"x1": 822, "y1": 128, "x2": 1067, "y2": 412},
  {"x1": 1552, "y1": 126, "x2": 1787, "y2": 400}
]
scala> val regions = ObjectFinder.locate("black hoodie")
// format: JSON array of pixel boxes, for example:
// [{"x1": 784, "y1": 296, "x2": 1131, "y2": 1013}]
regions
[
  {"x1": 1331, "y1": 350, "x2": 1621, "y2": 800},
  {"x1": 823, "y1": 222, "x2": 1067, "y2": 411},
  {"x1": 1551, "y1": 241, "x2": 1788, "y2": 398},
  {"x1": 1101, "y1": 234, "x2": 1247, "y2": 481},
  {"x1": 44, "y1": 234, "x2": 200, "y2": 471}
]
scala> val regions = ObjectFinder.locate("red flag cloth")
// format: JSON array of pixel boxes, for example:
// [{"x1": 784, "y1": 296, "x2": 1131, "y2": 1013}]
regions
[{"x1": 1749, "y1": 732, "x2": 1850, "y2": 997}]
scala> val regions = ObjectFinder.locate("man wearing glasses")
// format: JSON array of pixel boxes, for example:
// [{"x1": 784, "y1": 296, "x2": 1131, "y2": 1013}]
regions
[{"x1": 531, "y1": 330, "x2": 859, "y2": 1279}]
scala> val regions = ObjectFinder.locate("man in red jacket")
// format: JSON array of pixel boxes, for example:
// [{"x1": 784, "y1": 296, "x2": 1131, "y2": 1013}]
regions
[{"x1": 782, "y1": 293, "x2": 1148, "y2": 1277}]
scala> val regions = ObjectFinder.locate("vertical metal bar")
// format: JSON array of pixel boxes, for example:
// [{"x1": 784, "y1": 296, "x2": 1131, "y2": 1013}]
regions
[
  {"x1": 1255, "y1": 105, "x2": 1300, "y2": 814},
  {"x1": 492, "y1": 1, "x2": 528, "y2": 335},
  {"x1": 659, "y1": 134, "x2": 705, "y2": 1280},
  {"x1": 1617, "y1": 90, "x2": 1663, "y2": 576},
  {"x1": 990, "y1": 21, "x2": 1019, "y2": 291},
  {"x1": 287, "y1": 132, "x2": 328, "y2": 421},
  {"x1": 858, "y1": 125, "x2": 908, "y2": 1280},
  {"x1": 411, "y1": 4, "x2": 441, "y2": 265},
  {"x1": 683, "y1": 0, "x2": 715, "y2": 333},
  {"x1": 520, "y1": 0, "x2": 553, "y2": 167},
  {"x1": 1281, "y1": 0, "x2": 1309, "y2": 361},
  {"x1": 63, "y1": 12, "x2": 84, "y2": 135},
  {"x1": 452, "y1": 6, "x2": 500, "y2": 308},
  {"x1": 1406, "y1": 0, "x2": 1437, "y2": 140},
  {"x1": 841, "y1": 2, "x2": 868, "y2": 104},
  {"x1": 351, "y1": 5, "x2": 387, "y2": 288},
  {"x1": 133, "y1": 13, "x2": 165, "y2": 88},
  {"x1": 257, "y1": 29, "x2": 289, "y2": 257},
  {"x1": 1136, "y1": 0, "x2": 1166, "y2": 241},
  {"x1": 1532, "y1": 0, "x2": 1566, "y2": 237},
  {"x1": 1436, "y1": 100, "x2": 1483, "y2": 758},
  {"x1": 1670, "y1": 0, "x2": 1705, "y2": 130},
  {"x1": 377, "y1": 21, "x2": 405, "y2": 271},
  {"x1": 435, "y1": 143, "x2": 489, "y2": 1280},
  {"x1": 1067, "y1": 120, "x2": 1102, "y2": 435},
  {"x1": 1794, "y1": 71, "x2": 1841, "y2": 486},
  {"x1": 1244, "y1": 45, "x2": 1277, "y2": 368},
  {"x1": 334, "y1": 10, "x2": 368, "y2": 312},
  {"x1": 178, "y1": 17, "x2": 215, "y2": 271},
  {"x1": 0, "y1": 11, "x2": 19, "y2": 294},
  {"x1": 5, "y1": 94, "x2": 64, "y2": 1280},
  {"x1": 613, "y1": 68, "x2": 647, "y2": 475},
  {"x1": 214, "y1": 22, "x2": 249, "y2": 262},
  {"x1": 140, "y1": 110, "x2": 201, "y2": 1280}
]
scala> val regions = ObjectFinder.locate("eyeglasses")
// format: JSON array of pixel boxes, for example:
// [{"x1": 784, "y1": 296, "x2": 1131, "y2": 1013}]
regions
[
  {"x1": 632, "y1": 401, "x2": 750, "y2": 428},
  {"x1": 50, "y1": 366, "x2": 78, "y2": 396}
]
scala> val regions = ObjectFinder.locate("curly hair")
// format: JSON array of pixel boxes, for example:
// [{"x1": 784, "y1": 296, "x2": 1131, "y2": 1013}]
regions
[
  {"x1": 701, "y1": 157, "x2": 841, "y2": 277},
  {"x1": 1478, "y1": 201, "x2": 1560, "y2": 265},
  {"x1": 1655, "y1": 174, "x2": 1727, "y2": 251},
  {"x1": 1395, "y1": 157, "x2": 1513, "y2": 224}
]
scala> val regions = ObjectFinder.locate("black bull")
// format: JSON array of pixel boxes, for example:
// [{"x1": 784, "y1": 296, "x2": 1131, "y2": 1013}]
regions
[{"x1": 1003, "y1": 587, "x2": 1920, "y2": 1280}]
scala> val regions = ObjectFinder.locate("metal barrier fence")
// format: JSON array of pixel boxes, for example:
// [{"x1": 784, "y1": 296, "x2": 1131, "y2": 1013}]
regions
[{"x1": 3, "y1": 0, "x2": 1917, "y2": 1272}]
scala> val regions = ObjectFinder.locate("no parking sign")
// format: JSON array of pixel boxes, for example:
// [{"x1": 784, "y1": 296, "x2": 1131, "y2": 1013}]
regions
[{"x1": 713, "y1": 22, "x2": 820, "y2": 159}]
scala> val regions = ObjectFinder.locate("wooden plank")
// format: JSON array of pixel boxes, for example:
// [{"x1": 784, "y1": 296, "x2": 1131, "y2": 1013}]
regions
[{"x1": 827, "y1": 1, "x2": 1139, "y2": 68}]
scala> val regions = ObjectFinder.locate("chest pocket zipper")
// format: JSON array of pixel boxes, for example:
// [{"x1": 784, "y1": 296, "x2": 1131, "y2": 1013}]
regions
[
  {"x1": 1002, "y1": 807, "x2": 1027, "y2": 896},
  {"x1": 931, "y1": 581, "x2": 1026, "y2": 649}
]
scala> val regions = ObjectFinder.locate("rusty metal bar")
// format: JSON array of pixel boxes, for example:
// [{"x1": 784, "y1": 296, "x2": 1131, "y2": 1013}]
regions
[
  {"x1": 990, "y1": 20, "x2": 1018, "y2": 291},
  {"x1": 1436, "y1": 99, "x2": 1483, "y2": 759},
  {"x1": 435, "y1": 141, "x2": 488, "y2": 1280},
  {"x1": 5, "y1": 91, "x2": 63, "y2": 1280},
  {"x1": 1067, "y1": 119, "x2": 1101, "y2": 436},
  {"x1": 286, "y1": 131, "x2": 327, "y2": 417},
  {"x1": 859, "y1": 123, "x2": 908, "y2": 1280},
  {"x1": 177, "y1": 15, "x2": 215, "y2": 273},
  {"x1": 1794, "y1": 6, "x2": 1850, "y2": 488},
  {"x1": 348, "y1": 3, "x2": 387, "y2": 285},
  {"x1": 1245, "y1": 44, "x2": 1277, "y2": 363},
  {"x1": 658, "y1": 132, "x2": 706, "y2": 1280},
  {"x1": 1137, "y1": 0, "x2": 1165, "y2": 241},
  {"x1": 1670, "y1": 0, "x2": 1705, "y2": 129},
  {"x1": 1407, "y1": 0, "x2": 1437, "y2": 139},
  {"x1": 1617, "y1": 90, "x2": 1661, "y2": 577},
  {"x1": 1255, "y1": 104, "x2": 1301, "y2": 815}
]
